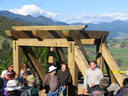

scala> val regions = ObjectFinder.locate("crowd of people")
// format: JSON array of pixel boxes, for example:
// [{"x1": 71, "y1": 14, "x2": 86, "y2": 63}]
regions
[
  {"x1": 0, "y1": 63, "x2": 38, "y2": 96},
  {"x1": 0, "y1": 61, "x2": 128, "y2": 96}
]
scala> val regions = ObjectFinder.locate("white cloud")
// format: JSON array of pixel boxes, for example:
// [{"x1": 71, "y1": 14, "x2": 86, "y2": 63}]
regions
[
  {"x1": 61, "y1": 12, "x2": 128, "y2": 24},
  {"x1": 8, "y1": 4, "x2": 58, "y2": 19},
  {"x1": 7, "y1": 5, "x2": 128, "y2": 24}
]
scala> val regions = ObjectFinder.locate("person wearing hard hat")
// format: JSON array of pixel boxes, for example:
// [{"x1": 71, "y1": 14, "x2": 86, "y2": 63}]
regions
[{"x1": 43, "y1": 65, "x2": 60, "y2": 96}]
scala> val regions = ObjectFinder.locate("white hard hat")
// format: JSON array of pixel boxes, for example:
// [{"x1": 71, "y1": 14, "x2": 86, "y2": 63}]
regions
[{"x1": 48, "y1": 65, "x2": 57, "y2": 72}]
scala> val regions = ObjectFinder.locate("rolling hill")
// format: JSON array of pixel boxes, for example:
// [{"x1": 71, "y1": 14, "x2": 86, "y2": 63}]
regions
[
  {"x1": 0, "y1": 10, "x2": 67, "y2": 25},
  {"x1": 0, "y1": 15, "x2": 25, "y2": 37}
]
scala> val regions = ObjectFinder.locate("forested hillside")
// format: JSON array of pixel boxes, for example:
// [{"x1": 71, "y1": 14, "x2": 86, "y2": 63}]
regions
[{"x1": 0, "y1": 16, "x2": 25, "y2": 72}]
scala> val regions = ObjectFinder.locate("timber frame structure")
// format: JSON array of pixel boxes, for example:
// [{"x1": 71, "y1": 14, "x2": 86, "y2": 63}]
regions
[{"x1": 6, "y1": 25, "x2": 125, "y2": 95}]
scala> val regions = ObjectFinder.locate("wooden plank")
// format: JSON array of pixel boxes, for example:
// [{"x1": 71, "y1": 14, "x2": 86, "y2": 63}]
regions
[
  {"x1": 68, "y1": 41, "x2": 78, "y2": 95},
  {"x1": 12, "y1": 25, "x2": 87, "y2": 31},
  {"x1": 70, "y1": 30, "x2": 109, "y2": 39},
  {"x1": 13, "y1": 40, "x2": 22, "y2": 74},
  {"x1": 102, "y1": 43, "x2": 125, "y2": 86},
  {"x1": 80, "y1": 39, "x2": 95, "y2": 44},
  {"x1": 96, "y1": 41, "x2": 104, "y2": 71},
  {"x1": 104, "y1": 61, "x2": 116, "y2": 83},
  {"x1": 17, "y1": 39, "x2": 68, "y2": 47},
  {"x1": 23, "y1": 47, "x2": 46, "y2": 81},
  {"x1": 75, "y1": 39, "x2": 90, "y2": 63},
  {"x1": 75, "y1": 46, "x2": 89, "y2": 75},
  {"x1": 84, "y1": 30, "x2": 109, "y2": 39},
  {"x1": 6, "y1": 30, "x2": 108, "y2": 40},
  {"x1": 68, "y1": 41, "x2": 78, "y2": 85}
]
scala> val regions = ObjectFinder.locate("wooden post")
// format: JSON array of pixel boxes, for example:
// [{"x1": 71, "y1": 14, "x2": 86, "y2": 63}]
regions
[
  {"x1": 96, "y1": 40, "x2": 104, "y2": 72},
  {"x1": 48, "y1": 47, "x2": 56, "y2": 64},
  {"x1": 68, "y1": 41, "x2": 78, "y2": 95},
  {"x1": 13, "y1": 40, "x2": 22, "y2": 75}
]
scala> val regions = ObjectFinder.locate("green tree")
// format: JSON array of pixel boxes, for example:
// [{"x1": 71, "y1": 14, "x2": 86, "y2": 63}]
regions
[{"x1": 2, "y1": 39, "x2": 10, "y2": 49}]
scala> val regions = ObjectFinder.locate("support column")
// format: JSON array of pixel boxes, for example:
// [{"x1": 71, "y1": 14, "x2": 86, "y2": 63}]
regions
[
  {"x1": 13, "y1": 40, "x2": 22, "y2": 75},
  {"x1": 48, "y1": 47, "x2": 56, "y2": 64},
  {"x1": 96, "y1": 40, "x2": 104, "y2": 72},
  {"x1": 68, "y1": 41, "x2": 78, "y2": 96}
]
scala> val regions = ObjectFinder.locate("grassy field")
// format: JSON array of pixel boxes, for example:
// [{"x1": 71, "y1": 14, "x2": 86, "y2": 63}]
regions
[
  {"x1": 85, "y1": 46, "x2": 128, "y2": 71},
  {"x1": 109, "y1": 48, "x2": 128, "y2": 70}
]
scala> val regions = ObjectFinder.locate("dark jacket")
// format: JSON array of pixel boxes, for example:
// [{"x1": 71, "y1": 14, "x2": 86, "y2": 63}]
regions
[
  {"x1": 116, "y1": 87, "x2": 128, "y2": 96},
  {"x1": 57, "y1": 69, "x2": 72, "y2": 86},
  {"x1": 43, "y1": 74, "x2": 60, "y2": 93}
]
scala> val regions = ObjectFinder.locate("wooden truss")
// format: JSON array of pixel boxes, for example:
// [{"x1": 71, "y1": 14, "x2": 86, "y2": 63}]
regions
[{"x1": 6, "y1": 25, "x2": 125, "y2": 95}]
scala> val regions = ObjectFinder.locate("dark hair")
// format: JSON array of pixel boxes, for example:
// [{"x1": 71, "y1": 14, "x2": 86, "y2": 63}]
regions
[
  {"x1": 99, "y1": 78, "x2": 109, "y2": 89},
  {"x1": 61, "y1": 63, "x2": 67, "y2": 66},
  {"x1": 23, "y1": 70, "x2": 31, "y2": 75},
  {"x1": 90, "y1": 60, "x2": 97, "y2": 65},
  {"x1": 123, "y1": 78, "x2": 128, "y2": 87}
]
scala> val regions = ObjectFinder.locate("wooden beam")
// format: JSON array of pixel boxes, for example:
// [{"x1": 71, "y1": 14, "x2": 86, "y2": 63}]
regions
[
  {"x1": 68, "y1": 41, "x2": 78, "y2": 95},
  {"x1": 12, "y1": 25, "x2": 87, "y2": 31},
  {"x1": 104, "y1": 61, "x2": 116, "y2": 83},
  {"x1": 70, "y1": 30, "x2": 109, "y2": 39},
  {"x1": 48, "y1": 47, "x2": 56, "y2": 64},
  {"x1": 81, "y1": 39, "x2": 95, "y2": 45},
  {"x1": 13, "y1": 40, "x2": 22, "y2": 75},
  {"x1": 6, "y1": 30, "x2": 108, "y2": 40},
  {"x1": 17, "y1": 39, "x2": 68, "y2": 47},
  {"x1": 68, "y1": 41, "x2": 78, "y2": 85},
  {"x1": 57, "y1": 48, "x2": 67, "y2": 62},
  {"x1": 23, "y1": 47, "x2": 46, "y2": 81},
  {"x1": 96, "y1": 40, "x2": 104, "y2": 71},
  {"x1": 75, "y1": 39, "x2": 90, "y2": 63},
  {"x1": 102, "y1": 43, "x2": 125, "y2": 86},
  {"x1": 75, "y1": 46, "x2": 89, "y2": 75}
]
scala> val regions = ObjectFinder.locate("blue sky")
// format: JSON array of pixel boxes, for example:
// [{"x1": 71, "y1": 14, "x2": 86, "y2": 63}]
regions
[{"x1": 0, "y1": 0, "x2": 128, "y2": 23}]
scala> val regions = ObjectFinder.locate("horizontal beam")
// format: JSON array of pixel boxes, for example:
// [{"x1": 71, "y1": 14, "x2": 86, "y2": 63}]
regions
[
  {"x1": 6, "y1": 30, "x2": 108, "y2": 40},
  {"x1": 80, "y1": 39, "x2": 95, "y2": 44},
  {"x1": 17, "y1": 39, "x2": 69, "y2": 47},
  {"x1": 12, "y1": 25, "x2": 87, "y2": 31}
]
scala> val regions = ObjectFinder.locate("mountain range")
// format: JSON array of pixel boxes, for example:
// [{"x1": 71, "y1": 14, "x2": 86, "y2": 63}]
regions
[
  {"x1": 0, "y1": 10, "x2": 67, "y2": 25},
  {"x1": 0, "y1": 10, "x2": 128, "y2": 38}
]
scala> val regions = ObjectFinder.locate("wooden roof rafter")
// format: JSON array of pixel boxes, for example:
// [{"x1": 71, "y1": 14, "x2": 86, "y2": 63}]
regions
[{"x1": 6, "y1": 25, "x2": 109, "y2": 41}]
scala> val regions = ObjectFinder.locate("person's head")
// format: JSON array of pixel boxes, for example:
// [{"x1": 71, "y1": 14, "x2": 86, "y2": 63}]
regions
[
  {"x1": 23, "y1": 70, "x2": 31, "y2": 79},
  {"x1": 21, "y1": 63, "x2": 28, "y2": 71},
  {"x1": 90, "y1": 60, "x2": 98, "y2": 70},
  {"x1": 48, "y1": 65, "x2": 57, "y2": 75},
  {"x1": 26, "y1": 75, "x2": 35, "y2": 86},
  {"x1": 8, "y1": 65, "x2": 14, "y2": 72},
  {"x1": 123, "y1": 78, "x2": 128, "y2": 88},
  {"x1": 90, "y1": 90, "x2": 104, "y2": 96},
  {"x1": 61, "y1": 63, "x2": 67, "y2": 71},
  {"x1": 99, "y1": 77, "x2": 109, "y2": 89},
  {"x1": 5, "y1": 80, "x2": 21, "y2": 92},
  {"x1": 121, "y1": 88, "x2": 128, "y2": 96}
]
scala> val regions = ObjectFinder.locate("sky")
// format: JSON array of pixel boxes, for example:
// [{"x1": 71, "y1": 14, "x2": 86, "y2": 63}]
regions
[{"x1": 0, "y1": 0, "x2": 128, "y2": 24}]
